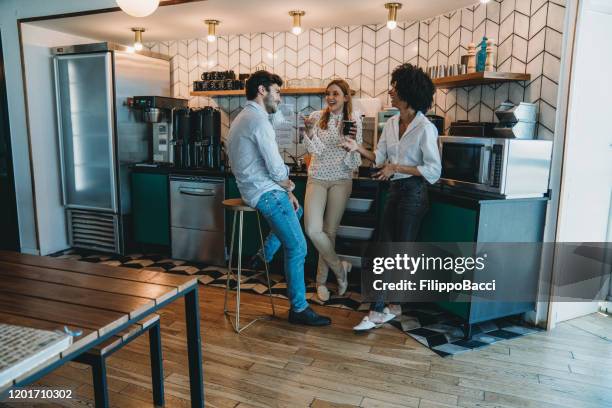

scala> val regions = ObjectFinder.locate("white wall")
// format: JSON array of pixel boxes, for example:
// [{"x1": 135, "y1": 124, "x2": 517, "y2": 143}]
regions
[
  {"x1": 21, "y1": 24, "x2": 96, "y2": 255},
  {"x1": 0, "y1": 0, "x2": 114, "y2": 254},
  {"x1": 550, "y1": 0, "x2": 612, "y2": 323}
]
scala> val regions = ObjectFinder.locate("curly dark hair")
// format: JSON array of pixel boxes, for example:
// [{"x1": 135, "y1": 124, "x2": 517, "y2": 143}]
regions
[
  {"x1": 245, "y1": 70, "x2": 283, "y2": 100},
  {"x1": 390, "y1": 63, "x2": 435, "y2": 113}
]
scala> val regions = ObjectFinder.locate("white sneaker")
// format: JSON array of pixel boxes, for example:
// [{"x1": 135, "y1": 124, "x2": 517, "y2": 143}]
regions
[
  {"x1": 353, "y1": 316, "x2": 377, "y2": 331},
  {"x1": 317, "y1": 285, "x2": 330, "y2": 302},
  {"x1": 336, "y1": 261, "x2": 352, "y2": 296},
  {"x1": 353, "y1": 310, "x2": 396, "y2": 331},
  {"x1": 373, "y1": 309, "x2": 396, "y2": 324},
  {"x1": 387, "y1": 304, "x2": 402, "y2": 316}
]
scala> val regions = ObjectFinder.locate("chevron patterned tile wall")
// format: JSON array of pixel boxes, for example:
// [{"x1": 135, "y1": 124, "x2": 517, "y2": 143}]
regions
[{"x1": 147, "y1": 0, "x2": 565, "y2": 159}]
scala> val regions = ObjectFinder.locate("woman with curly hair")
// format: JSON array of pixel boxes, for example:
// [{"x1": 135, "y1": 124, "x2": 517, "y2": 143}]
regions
[{"x1": 341, "y1": 63, "x2": 441, "y2": 330}]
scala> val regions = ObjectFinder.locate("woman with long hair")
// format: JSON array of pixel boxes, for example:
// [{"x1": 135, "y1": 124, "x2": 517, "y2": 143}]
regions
[{"x1": 302, "y1": 79, "x2": 362, "y2": 302}]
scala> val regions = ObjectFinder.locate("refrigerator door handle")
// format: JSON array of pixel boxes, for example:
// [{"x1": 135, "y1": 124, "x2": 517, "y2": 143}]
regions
[
  {"x1": 53, "y1": 57, "x2": 68, "y2": 207},
  {"x1": 105, "y1": 53, "x2": 119, "y2": 213}
]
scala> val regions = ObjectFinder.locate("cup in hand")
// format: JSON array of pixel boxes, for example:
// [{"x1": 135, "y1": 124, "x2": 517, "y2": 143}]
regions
[{"x1": 342, "y1": 120, "x2": 356, "y2": 138}]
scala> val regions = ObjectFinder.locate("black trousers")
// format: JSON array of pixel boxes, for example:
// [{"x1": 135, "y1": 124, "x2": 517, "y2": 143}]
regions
[{"x1": 372, "y1": 176, "x2": 429, "y2": 312}]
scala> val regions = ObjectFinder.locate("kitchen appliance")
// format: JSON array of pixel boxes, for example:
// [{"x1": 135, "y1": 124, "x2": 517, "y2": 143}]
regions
[
  {"x1": 191, "y1": 107, "x2": 222, "y2": 169},
  {"x1": 131, "y1": 96, "x2": 188, "y2": 164},
  {"x1": 53, "y1": 43, "x2": 170, "y2": 254},
  {"x1": 449, "y1": 121, "x2": 497, "y2": 137},
  {"x1": 493, "y1": 101, "x2": 537, "y2": 139},
  {"x1": 360, "y1": 116, "x2": 377, "y2": 167},
  {"x1": 172, "y1": 107, "x2": 223, "y2": 169},
  {"x1": 426, "y1": 114, "x2": 445, "y2": 135},
  {"x1": 172, "y1": 108, "x2": 192, "y2": 168},
  {"x1": 170, "y1": 175, "x2": 225, "y2": 265},
  {"x1": 377, "y1": 107, "x2": 399, "y2": 137},
  {"x1": 439, "y1": 136, "x2": 553, "y2": 198}
]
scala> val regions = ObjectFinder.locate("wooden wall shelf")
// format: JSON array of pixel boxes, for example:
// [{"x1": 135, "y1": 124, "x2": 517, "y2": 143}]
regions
[
  {"x1": 432, "y1": 72, "x2": 531, "y2": 88},
  {"x1": 191, "y1": 87, "x2": 333, "y2": 97}
]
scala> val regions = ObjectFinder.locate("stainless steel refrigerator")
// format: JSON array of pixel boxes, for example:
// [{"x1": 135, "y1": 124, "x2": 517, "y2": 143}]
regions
[{"x1": 53, "y1": 43, "x2": 170, "y2": 254}]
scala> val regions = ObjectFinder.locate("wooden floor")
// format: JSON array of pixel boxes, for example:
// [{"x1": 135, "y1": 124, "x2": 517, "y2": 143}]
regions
[{"x1": 24, "y1": 286, "x2": 612, "y2": 408}]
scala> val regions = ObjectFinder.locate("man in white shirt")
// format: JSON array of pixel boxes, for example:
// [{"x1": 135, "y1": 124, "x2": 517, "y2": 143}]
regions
[{"x1": 227, "y1": 71, "x2": 331, "y2": 326}]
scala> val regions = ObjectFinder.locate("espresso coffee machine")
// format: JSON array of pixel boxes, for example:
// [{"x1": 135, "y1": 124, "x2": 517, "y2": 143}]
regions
[
  {"x1": 173, "y1": 107, "x2": 223, "y2": 169},
  {"x1": 132, "y1": 96, "x2": 188, "y2": 164},
  {"x1": 192, "y1": 107, "x2": 222, "y2": 169}
]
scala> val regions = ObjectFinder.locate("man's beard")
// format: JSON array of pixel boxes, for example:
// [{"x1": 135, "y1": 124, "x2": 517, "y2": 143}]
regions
[{"x1": 263, "y1": 94, "x2": 278, "y2": 114}]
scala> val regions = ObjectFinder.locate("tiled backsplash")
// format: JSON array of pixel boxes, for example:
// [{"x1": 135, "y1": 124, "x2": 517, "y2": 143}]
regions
[{"x1": 146, "y1": 0, "x2": 565, "y2": 158}]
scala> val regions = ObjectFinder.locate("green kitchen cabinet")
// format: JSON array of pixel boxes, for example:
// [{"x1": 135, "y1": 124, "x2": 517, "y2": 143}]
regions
[
  {"x1": 131, "y1": 172, "x2": 170, "y2": 246},
  {"x1": 377, "y1": 184, "x2": 547, "y2": 326}
]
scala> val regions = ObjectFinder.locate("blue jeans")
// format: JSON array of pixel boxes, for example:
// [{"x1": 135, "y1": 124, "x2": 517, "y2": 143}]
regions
[{"x1": 255, "y1": 189, "x2": 308, "y2": 312}]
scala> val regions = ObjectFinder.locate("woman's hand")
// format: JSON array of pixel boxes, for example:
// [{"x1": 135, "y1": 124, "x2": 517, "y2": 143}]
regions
[
  {"x1": 340, "y1": 138, "x2": 360, "y2": 152},
  {"x1": 302, "y1": 114, "x2": 317, "y2": 137},
  {"x1": 374, "y1": 164, "x2": 396, "y2": 180}
]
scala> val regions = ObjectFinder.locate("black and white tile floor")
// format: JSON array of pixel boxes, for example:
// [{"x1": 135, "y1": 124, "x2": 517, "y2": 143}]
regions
[{"x1": 51, "y1": 249, "x2": 539, "y2": 357}]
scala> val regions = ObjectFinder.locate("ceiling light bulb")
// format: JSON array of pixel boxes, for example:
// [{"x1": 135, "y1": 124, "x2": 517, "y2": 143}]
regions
[
  {"x1": 116, "y1": 0, "x2": 160, "y2": 17},
  {"x1": 289, "y1": 11, "x2": 305, "y2": 36},
  {"x1": 385, "y1": 3, "x2": 402, "y2": 31},
  {"x1": 205, "y1": 20, "x2": 219, "y2": 43},
  {"x1": 131, "y1": 27, "x2": 145, "y2": 52},
  {"x1": 480, "y1": 0, "x2": 492, "y2": 3}
]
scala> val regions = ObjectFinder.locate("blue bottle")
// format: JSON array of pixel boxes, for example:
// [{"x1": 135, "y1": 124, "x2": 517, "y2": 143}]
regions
[{"x1": 476, "y1": 37, "x2": 487, "y2": 72}]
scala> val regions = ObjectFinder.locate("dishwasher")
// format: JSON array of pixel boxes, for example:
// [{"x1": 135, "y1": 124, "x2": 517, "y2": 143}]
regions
[{"x1": 170, "y1": 175, "x2": 225, "y2": 265}]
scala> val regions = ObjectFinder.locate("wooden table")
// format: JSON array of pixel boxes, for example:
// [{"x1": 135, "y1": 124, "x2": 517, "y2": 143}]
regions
[{"x1": 0, "y1": 251, "x2": 204, "y2": 407}]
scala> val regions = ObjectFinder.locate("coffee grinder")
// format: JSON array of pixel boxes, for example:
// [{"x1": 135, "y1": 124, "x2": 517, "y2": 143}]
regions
[{"x1": 132, "y1": 96, "x2": 188, "y2": 164}]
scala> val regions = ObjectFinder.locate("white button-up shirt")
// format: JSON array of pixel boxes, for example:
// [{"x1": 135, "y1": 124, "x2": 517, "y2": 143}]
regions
[
  {"x1": 374, "y1": 111, "x2": 441, "y2": 184},
  {"x1": 227, "y1": 101, "x2": 289, "y2": 207}
]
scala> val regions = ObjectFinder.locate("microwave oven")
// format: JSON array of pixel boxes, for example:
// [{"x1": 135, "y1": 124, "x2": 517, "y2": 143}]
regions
[{"x1": 438, "y1": 136, "x2": 553, "y2": 198}]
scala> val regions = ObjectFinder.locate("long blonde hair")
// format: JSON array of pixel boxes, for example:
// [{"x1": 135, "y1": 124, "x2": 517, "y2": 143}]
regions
[{"x1": 319, "y1": 79, "x2": 353, "y2": 130}]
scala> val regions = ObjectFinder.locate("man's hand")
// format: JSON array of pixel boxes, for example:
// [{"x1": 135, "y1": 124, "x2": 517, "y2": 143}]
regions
[
  {"x1": 374, "y1": 164, "x2": 396, "y2": 180},
  {"x1": 288, "y1": 192, "x2": 300, "y2": 211},
  {"x1": 278, "y1": 179, "x2": 295, "y2": 192}
]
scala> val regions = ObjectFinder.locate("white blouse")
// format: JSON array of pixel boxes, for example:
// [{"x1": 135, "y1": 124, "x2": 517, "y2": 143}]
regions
[
  {"x1": 303, "y1": 110, "x2": 362, "y2": 181},
  {"x1": 374, "y1": 111, "x2": 441, "y2": 184}
]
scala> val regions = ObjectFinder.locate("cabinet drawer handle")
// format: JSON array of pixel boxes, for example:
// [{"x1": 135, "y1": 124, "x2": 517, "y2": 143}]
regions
[{"x1": 179, "y1": 187, "x2": 215, "y2": 196}]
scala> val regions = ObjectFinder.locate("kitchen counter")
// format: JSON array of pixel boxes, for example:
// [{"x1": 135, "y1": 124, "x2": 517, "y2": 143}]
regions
[
  {"x1": 130, "y1": 164, "x2": 549, "y2": 204},
  {"x1": 130, "y1": 164, "x2": 382, "y2": 182}
]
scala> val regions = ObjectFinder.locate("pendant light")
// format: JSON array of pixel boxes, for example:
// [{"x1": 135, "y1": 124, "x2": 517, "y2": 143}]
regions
[
  {"x1": 385, "y1": 3, "x2": 402, "y2": 30},
  {"x1": 205, "y1": 20, "x2": 220, "y2": 42},
  {"x1": 116, "y1": 0, "x2": 160, "y2": 17},
  {"x1": 289, "y1": 11, "x2": 305, "y2": 35},
  {"x1": 132, "y1": 27, "x2": 145, "y2": 51}
]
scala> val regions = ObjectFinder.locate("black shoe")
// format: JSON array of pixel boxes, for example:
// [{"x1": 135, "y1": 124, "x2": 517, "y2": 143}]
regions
[
  {"x1": 288, "y1": 307, "x2": 331, "y2": 326},
  {"x1": 246, "y1": 253, "x2": 265, "y2": 272}
]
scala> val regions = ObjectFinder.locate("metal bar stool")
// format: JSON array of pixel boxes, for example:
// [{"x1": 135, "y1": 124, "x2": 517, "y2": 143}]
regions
[{"x1": 222, "y1": 198, "x2": 276, "y2": 333}]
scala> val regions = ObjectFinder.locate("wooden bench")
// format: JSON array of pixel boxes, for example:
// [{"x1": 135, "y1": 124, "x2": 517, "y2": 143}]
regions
[{"x1": 73, "y1": 314, "x2": 164, "y2": 407}]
